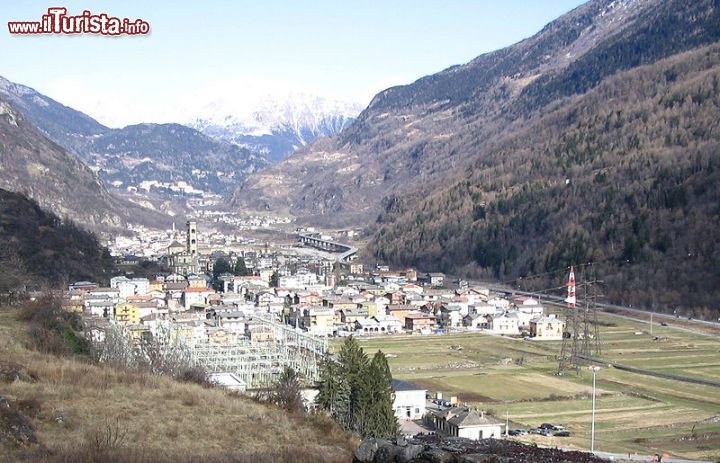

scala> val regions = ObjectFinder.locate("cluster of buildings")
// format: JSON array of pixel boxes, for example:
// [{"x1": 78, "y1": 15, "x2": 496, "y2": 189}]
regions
[
  {"x1": 391, "y1": 379, "x2": 505, "y2": 439},
  {"x1": 276, "y1": 276, "x2": 565, "y2": 340},
  {"x1": 65, "y1": 218, "x2": 568, "y2": 436},
  {"x1": 69, "y1": 219, "x2": 565, "y2": 346},
  {"x1": 67, "y1": 266, "x2": 564, "y2": 347}
]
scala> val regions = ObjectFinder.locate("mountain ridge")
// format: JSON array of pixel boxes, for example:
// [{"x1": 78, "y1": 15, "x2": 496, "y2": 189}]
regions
[
  {"x1": 187, "y1": 92, "x2": 362, "y2": 163},
  {"x1": 231, "y1": 0, "x2": 720, "y2": 313},
  {"x1": 231, "y1": 0, "x2": 674, "y2": 223},
  {"x1": 0, "y1": 96, "x2": 169, "y2": 232}
]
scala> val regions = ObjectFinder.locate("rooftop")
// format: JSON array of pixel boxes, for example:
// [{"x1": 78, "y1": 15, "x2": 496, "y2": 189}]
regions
[{"x1": 392, "y1": 379, "x2": 425, "y2": 392}]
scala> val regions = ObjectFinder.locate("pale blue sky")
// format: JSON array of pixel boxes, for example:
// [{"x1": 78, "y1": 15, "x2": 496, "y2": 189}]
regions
[{"x1": 1, "y1": 1, "x2": 586, "y2": 126}]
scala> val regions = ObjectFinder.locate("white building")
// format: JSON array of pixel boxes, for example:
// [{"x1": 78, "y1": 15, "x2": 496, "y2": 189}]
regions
[
  {"x1": 392, "y1": 379, "x2": 426, "y2": 420},
  {"x1": 488, "y1": 312, "x2": 519, "y2": 335},
  {"x1": 434, "y1": 408, "x2": 504, "y2": 440}
]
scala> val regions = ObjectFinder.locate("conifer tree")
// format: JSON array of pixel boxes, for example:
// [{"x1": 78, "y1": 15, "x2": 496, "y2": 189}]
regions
[
  {"x1": 363, "y1": 351, "x2": 399, "y2": 438},
  {"x1": 316, "y1": 357, "x2": 351, "y2": 428},
  {"x1": 233, "y1": 257, "x2": 249, "y2": 276},
  {"x1": 338, "y1": 336, "x2": 369, "y2": 433},
  {"x1": 317, "y1": 338, "x2": 398, "y2": 438}
]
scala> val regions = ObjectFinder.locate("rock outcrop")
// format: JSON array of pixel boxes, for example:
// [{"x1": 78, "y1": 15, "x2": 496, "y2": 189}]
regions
[{"x1": 353, "y1": 436, "x2": 607, "y2": 463}]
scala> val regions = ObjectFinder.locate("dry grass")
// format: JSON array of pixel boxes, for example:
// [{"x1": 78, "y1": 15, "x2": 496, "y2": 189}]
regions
[{"x1": 0, "y1": 307, "x2": 357, "y2": 462}]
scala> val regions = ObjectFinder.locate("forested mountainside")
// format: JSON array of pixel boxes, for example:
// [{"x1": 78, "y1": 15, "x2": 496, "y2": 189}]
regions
[
  {"x1": 0, "y1": 97, "x2": 168, "y2": 232},
  {"x1": 231, "y1": 0, "x2": 720, "y2": 228},
  {"x1": 232, "y1": 0, "x2": 720, "y2": 314},
  {"x1": 370, "y1": 44, "x2": 720, "y2": 316},
  {"x1": 0, "y1": 188, "x2": 115, "y2": 290},
  {"x1": 85, "y1": 123, "x2": 269, "y2": 195}
]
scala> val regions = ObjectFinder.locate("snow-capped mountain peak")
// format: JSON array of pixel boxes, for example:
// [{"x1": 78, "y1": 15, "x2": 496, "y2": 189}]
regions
[{"x1": 183, "y1": 87, "x2": 364, "y2": 163}]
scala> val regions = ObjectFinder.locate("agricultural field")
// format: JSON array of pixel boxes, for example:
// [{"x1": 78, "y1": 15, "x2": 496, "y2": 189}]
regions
[{"x1": 335, "y1": 313, "x2": 720, "y2": 460}]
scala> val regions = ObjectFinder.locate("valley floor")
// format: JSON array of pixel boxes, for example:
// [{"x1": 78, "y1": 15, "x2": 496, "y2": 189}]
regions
[{"x1": 341, "y1": 311, "x2": 720, "y2": 461}]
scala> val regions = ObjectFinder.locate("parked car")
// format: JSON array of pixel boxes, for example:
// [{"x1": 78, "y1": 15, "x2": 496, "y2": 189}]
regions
[
  {"x1": 553, "y1": 431, "x2": 572, "y2": 437},
  {"x1": 539, "y1": 429, "x2": 553, "y2": 436},
  {"x1": 508, "y1": 429, "x2": 528, "y2": 436},
  {"x1": 529, "y1": 428, "x2": 543, "y2": 435},
  {"x1": 552, "y1": 424, "x2": 567, "y2": 431},
  {"x1": 539, "y1": 423, "x2": 555, "y2": 430}
]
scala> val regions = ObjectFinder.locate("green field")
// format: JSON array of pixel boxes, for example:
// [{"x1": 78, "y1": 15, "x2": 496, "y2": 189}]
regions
[{"x1": 334, "y1": 313, "x2": 720, "y2": 460}]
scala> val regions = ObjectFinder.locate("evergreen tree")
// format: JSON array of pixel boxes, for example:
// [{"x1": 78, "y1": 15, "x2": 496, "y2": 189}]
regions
[
  {"x1": 233, "y1": 257, "x2": 250, "y2": 276},
  {"x1": 270, "y1": 271, "x2": 280, "y2": 288},
  {"x1": 212, "y1": 257, "x2": 232, "y2": 278},
  {"x1": 317, "y1": 338, "x2": 399, "y2": 437},
  {"x1": 364, "y1": 351, "x2": 399, "y2": 438},
  {"x1": 316, "y1": 357, "x2": 351, "y2": 428},
  {"x1": 338, "y1": 337, "x2": 370, "y2": 433}
]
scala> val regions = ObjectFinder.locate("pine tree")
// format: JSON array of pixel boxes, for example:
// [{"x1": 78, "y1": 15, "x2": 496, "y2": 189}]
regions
[
  {"x1": 338, "y1": 336, "x2": 369, "y2": 433},
  {"x1": 316, "y1": 357, "x2": 351, "y2": 428},
  {"x1": 270, "y1": 271, "x2": 280, "y2": 288},
  {"x1": 233, "y1": 257, "x2": 250, "y2": 276},
  {"x1": 363, "y1": 351, "x2": 399, "y2": 438},
  {"x1": 318, "y1": 339, "x2": 399, "y2": 438}
]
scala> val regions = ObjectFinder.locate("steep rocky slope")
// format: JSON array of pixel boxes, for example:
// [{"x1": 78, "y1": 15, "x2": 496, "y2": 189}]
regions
[
  {"x1": 0, "y1": 97, "x2": 167, "y2": 231},
  {"x1": 0, "y1": 189, "x2": 115, "y2": 288}
]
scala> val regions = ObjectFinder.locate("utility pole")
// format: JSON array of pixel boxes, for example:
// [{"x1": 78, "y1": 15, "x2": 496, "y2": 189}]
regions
[
  {"x1": 589, "y1": 365, "x2": 601, "y2": 453},
  {"x1": 506, "y1": 410, "x2": 509, "y2": 437},
  {"x1": 558, "y1": 265, "x2": 603, "y2": 375},
  {"x1": 650, "y1": 311, "x2": 653, "y2": 336}
]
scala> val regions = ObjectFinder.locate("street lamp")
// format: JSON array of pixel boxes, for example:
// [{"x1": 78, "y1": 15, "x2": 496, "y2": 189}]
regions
[{"x1": 589, "y1": 365, "x2": 601, "y2": 453}]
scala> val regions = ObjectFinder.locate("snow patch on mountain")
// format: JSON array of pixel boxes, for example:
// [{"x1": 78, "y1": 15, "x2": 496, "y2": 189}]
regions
[{"x1": 184, "y1": 89, "x2": 364, "y2": 163}]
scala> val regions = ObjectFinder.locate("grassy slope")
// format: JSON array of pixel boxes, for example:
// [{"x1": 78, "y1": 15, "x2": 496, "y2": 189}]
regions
[
  {"x1": 341, "y1": 313, "x2": 720, "y2": 460},
  {"x1": 0, "y1": 307, "x2": 356, "y2": 462}
]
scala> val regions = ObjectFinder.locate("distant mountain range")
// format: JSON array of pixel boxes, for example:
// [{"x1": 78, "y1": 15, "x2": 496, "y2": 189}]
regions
[
  {"x1": 186, "y1": 92, "x2": 362, "y2": 163},
  {"x1": 0, "y1": 76, "x2": 270, "y2": 197},
  {"x1": 232, "y1": 0, "x2": 720, "y2": 314},
  {"x1": 0, "y1": 76, "x2": 360, "y2": 197},
  {"x1": 84, "y1": 123, "x2": 269, "y2": 196}
]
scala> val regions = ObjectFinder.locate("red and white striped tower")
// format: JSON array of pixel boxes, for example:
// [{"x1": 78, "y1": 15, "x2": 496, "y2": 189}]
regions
[
  {"x1": 565, "y1": 265, "x2": 576, "y2": 308},
  {"x1": 558, "y1": 265, "x2": 579, "y2": 374}
]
